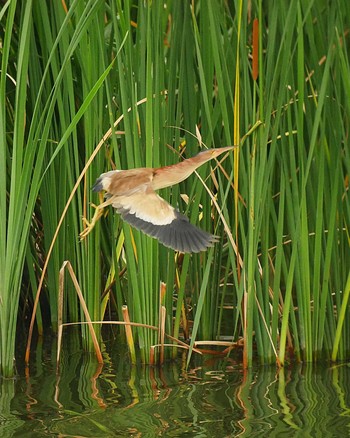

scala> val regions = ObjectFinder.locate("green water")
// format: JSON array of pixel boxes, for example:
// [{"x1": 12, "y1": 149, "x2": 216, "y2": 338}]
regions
[{"x1": 1, "y1": 333, "x2": 350, "y2": 437}]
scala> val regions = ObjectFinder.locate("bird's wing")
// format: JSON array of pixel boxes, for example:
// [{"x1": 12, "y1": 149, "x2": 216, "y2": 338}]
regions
[
  {"x1": 112, "y1": 187, "x2": 217, "y2": 253},
  {"x1": 112, "y1": 188, "x2": 177, "y2": 225}
]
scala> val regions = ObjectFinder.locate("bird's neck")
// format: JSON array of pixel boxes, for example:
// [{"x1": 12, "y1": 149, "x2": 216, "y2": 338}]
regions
[{"x1": 152, "y1": 156, "x2": 211, "y2": 190}]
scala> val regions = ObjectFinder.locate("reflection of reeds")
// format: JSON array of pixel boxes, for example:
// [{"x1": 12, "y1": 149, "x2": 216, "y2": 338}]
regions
[{"x1": 1, "y1": 1, "x2": 350, "y2": 377}]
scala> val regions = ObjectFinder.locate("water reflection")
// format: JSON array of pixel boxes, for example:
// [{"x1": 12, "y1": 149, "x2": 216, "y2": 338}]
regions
[{"x1": 1, "y1": 334, "x2": 350, "y2": 437}]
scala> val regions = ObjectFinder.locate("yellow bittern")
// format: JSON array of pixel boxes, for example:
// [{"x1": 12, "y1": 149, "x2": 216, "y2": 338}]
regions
[{"x1": 81, "y1": 146, "x2": 233, "y2": 252}]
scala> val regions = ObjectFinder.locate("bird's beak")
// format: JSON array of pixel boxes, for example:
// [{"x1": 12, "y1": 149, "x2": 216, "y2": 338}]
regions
[
  {"x1": 214, "y1": 145, "x2": 236, "y2": 156},
  {"x1": 223, "y1": 145, "x2": 236, "y2": 152}
]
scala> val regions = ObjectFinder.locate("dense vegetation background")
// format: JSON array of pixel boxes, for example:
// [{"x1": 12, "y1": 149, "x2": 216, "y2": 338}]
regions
[{"x1": 1, "y1": 0, "x2": 350, "y2": 377}]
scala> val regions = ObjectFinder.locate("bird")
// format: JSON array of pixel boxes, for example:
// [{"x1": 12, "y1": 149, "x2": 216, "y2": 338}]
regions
[{"x1": 80, "y1": 146, "x2": 234, "y2": 253}]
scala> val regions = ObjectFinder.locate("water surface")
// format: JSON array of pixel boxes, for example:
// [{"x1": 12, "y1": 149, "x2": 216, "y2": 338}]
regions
[{"x1": 1, "y1": 333, "x2": 350, "y2": 437}]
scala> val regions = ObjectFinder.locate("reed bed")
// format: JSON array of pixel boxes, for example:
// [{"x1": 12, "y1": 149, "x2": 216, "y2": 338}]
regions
[{"x1": 1, "y1": 0, "x2": 349, "y2": 377}]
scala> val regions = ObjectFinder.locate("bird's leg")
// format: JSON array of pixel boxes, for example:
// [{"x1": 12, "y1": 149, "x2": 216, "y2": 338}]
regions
[
  {"x1": 80, "y1": 205, "x2": 104, "y2": 240},
  {"x1": 80, "y1": 194, "x2": 114, "y2": 240}
]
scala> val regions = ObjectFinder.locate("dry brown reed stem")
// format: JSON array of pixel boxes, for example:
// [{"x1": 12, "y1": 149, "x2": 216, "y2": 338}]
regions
[
  {"x1": 122, "y1": 305, "x2": 136, "y2": 363},
  {"x1": 158, "y1": 282, "x2": 167, "y2": 364},
  {"x1": 158, "y1": 281, "x2": 166, "y2": 342},
  {"x1": 159, "y1": 306, "x2": 166, "y2": 365},
  {"x1": 150, "y1": 346, "x2": 155, "y2": 365},
  {"x1": 56, "y1": 261, "x2": 103, "y2": 365}
]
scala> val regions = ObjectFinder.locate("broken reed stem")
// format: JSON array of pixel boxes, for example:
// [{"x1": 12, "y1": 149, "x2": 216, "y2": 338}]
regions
[
  {"x1": 150, "y1": 346, "x2": 155, "y2": 365},
  {"x1": 159, "y1": 306, "x2": 166, "y2": 365},
  {"x1": 158, "y1": 281, "x2": 166, "y2": 345},
  {"x1": 122, "y1": 305, "x2": 136, "y2": 364},
  {"x1": 56, "y1": 261, "x2": 103, "y2": 365},
  {"x1": 158, "y1": 281, "x2": 167, "y2": 357}
]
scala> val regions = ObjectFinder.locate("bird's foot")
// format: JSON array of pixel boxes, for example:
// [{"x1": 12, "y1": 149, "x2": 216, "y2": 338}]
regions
[{"x1": 80, "y1": 203, "x2": 105, "y2": 240}]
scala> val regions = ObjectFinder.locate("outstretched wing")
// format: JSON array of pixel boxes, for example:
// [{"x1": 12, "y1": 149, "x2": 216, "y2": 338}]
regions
[{"x1": 112, "y1": 188, "x2": 217, "y2": 253}]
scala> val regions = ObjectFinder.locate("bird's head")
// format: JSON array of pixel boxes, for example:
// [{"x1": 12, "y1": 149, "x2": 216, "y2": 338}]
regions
[{"x1": 194, "y1": 145, "x2": 235, "y2": 163}]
